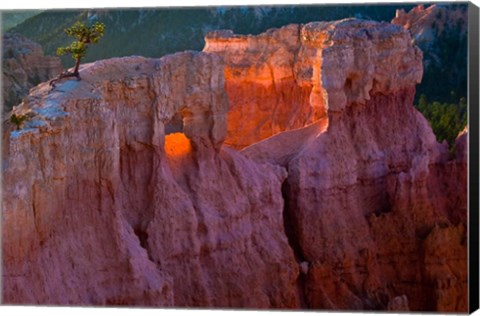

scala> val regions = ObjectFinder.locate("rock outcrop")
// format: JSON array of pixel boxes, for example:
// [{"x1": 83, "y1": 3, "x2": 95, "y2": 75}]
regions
[
  {"x1": 203, "y1": 19, "x2": 426, "y2": 150},
  {"x1": 2, "y1": 32, "x2": 63, "y2": 112},
  {"x1": 392, "y1": 4, "x2": 468, "y2": 44},
  {"x1": 2, "y1": 52, "x2": 298, "y2": 307},
  {"x1": 210, "y1": 19, "x2": 467, "y2": 311},
  {"x1": 392, "y1": 4, "x2": 468, "y2": 102},
  {"x1": 2, "y1": 18, "x2": 468, "y2": 312},
  {"x1": 204, "y1": 25, "x2": 325, "y2": 149}
]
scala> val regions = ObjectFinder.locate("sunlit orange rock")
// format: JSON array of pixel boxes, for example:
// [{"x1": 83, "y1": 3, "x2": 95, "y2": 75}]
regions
[
  {"x1": 164, "y1": 132, "x2": 192, "y2": 158},
  {"x1": 203, "y1": 19, "x2": 426, "y2": 150},
  {"x1": 204, "y1": 25, "x2": 326, "y2": 149}
]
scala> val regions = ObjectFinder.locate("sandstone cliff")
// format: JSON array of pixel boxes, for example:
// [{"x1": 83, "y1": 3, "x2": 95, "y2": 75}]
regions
[
  {"x1": 2, "y1": 33, "x2": 63, "y2": 112},
  {"x1": 2, "y1": 19, "x2": 468, "y2": 312},
  {"x1": 3, "y1": 53, "x2": 298, "y2": 307},
  {"x1": 209, "y1": 19, "x2": 467, "y2": 311}
]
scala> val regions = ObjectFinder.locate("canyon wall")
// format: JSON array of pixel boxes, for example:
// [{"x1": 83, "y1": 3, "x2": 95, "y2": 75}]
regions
[
  {"x1": 2, "y1": 33, "x2": 62, "y2": 112},
  {"x1": 2, "y1": 19, "x2": 468, "y2": 311}
]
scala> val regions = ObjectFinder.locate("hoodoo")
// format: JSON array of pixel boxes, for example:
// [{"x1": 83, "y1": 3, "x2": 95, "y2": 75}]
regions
[{"x1": 2, "y1": 19, "x2": 467, "y2": 312}]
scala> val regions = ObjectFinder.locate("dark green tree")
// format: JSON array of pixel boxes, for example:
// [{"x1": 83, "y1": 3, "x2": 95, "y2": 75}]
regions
[
  {"x1": 416, "y1": 94, "x2": 467, "y2": 149},
  {"x1": 50, "y1": 21, "x2": 105, "y2": 86}
]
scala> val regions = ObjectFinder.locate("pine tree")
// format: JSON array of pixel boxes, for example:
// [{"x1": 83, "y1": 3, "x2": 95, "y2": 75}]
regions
[{"x1": 50, "y1": 21, "x2": 105, "y2": 86}]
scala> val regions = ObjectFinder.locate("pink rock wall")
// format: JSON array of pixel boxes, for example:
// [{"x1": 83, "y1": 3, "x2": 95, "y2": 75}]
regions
[{"x1": 2, "y1": 53, "x2": 298, "y2": 307}]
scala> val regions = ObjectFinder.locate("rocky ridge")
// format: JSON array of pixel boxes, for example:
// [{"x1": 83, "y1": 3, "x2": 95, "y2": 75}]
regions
[
  {"x1": 2, "y1": 19, "x2": 468, "y2": 311},
  {"x1": 392, "y1": 4, "x2": 468, "y2": 44}
]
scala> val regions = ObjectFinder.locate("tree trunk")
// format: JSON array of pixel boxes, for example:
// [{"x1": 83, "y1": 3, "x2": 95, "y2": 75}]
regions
[
  {"x1": 49, "y1": 56, "x2": 82, "y2": 88},
  {"x1": 73, "y1": 57, "x2": 82, "y2": 76}
]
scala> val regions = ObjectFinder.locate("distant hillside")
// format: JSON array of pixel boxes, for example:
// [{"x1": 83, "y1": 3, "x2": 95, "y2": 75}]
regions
[
  {"x1": 10, "y1": 5, "x2": 415, "y2": 66},
  {"x1": 1, "y1": 10, "x2": 43, "y2": 31}
]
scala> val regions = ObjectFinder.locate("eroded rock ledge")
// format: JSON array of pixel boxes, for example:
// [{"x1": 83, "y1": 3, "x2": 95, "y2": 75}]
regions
[{"x1": 2, "y1": 19, "x2": 467, "y2": 312}]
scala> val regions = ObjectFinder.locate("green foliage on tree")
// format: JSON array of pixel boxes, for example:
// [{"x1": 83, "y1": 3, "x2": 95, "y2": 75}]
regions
[
  {"x1": 416, "y1": 94, "x2": 467, "y2": 148},
  {"x1": 56, "y1": 21, "x2": 106, "y2": 76}
]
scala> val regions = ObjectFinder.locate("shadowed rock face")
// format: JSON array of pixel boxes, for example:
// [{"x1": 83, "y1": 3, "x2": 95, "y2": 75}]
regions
[
  {"x1": 2, "y1": 33, "x2": 62, "y2": 112},
  {"x1": 280, "y1": 89, "x2": 467, "y2": 311},
  {"x1": 2, "y1": 19, "x2": 467, "y2": 312}
]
